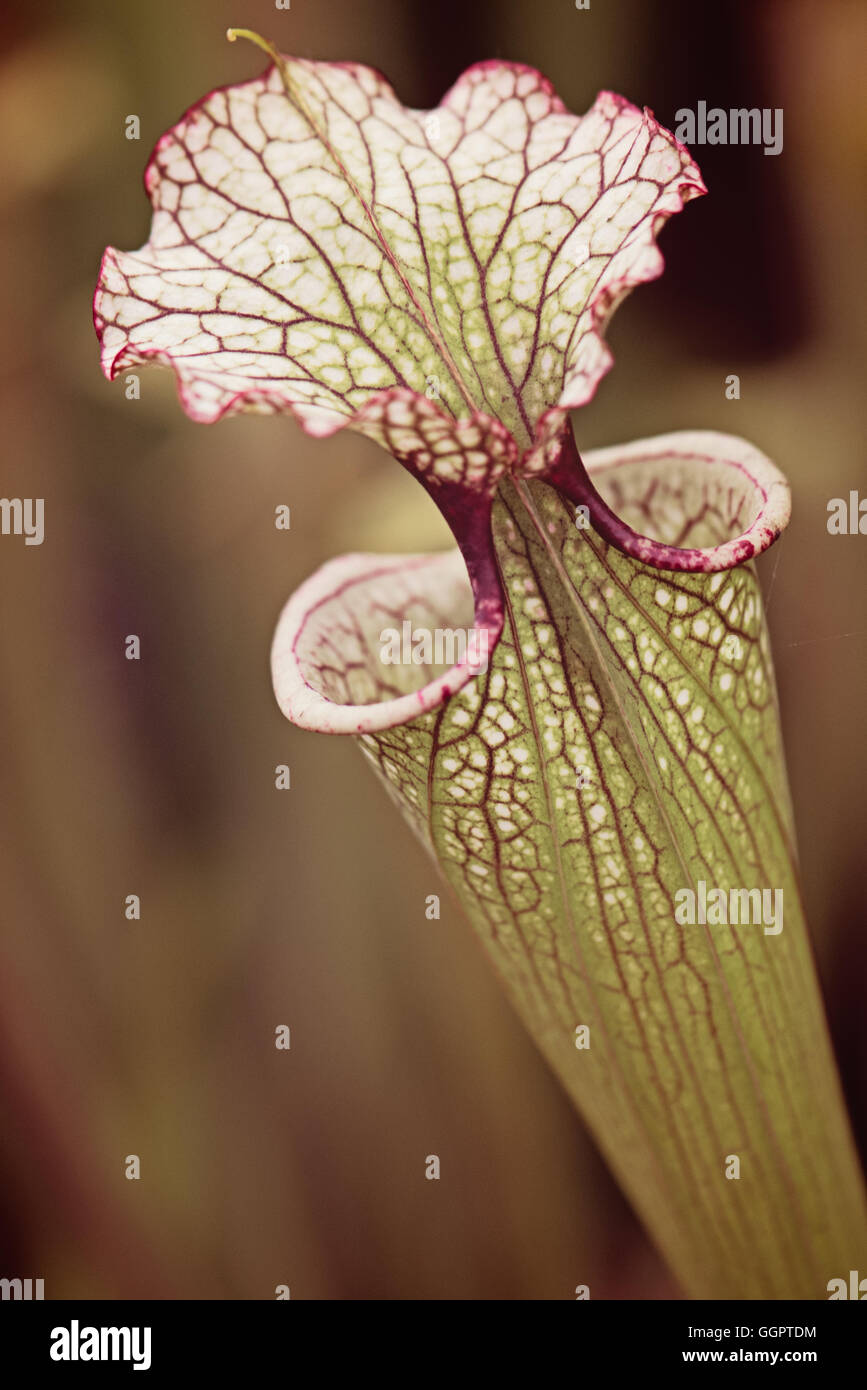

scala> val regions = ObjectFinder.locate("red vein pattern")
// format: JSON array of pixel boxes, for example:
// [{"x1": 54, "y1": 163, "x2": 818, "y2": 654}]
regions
[
  {"x1": 94, "y1": 56, "x2": 704, "y2": 478},
  {"x1": 93, "y1": 45, "x2": 867, "y2": 1296},
  {"x1": 272, "y1": 435, "x2": 867, "y2": 1296}
]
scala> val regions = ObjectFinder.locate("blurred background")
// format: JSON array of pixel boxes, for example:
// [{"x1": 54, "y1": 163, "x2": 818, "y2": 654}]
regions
[{"x1": 0, "y1": 0, "x2": 864, "y2": 1298}]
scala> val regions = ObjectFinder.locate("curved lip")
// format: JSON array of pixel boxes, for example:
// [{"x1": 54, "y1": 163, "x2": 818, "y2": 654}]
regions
[
  {"x1": 272, "y1": 430, "x2": 791, "y2": 736},
  {"x1": 271, "y1": 550, "x2": 502, "y2": 735},
  {"x1": 92, "y1": 80, "x2": 703, "y2": 457},
  {"x1": 558, "y1": 429, "x2": 791, "y2": 571}
]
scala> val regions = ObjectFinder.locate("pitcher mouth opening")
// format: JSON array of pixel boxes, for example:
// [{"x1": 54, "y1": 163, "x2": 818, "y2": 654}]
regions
[
  {"x1": 271, "y1": 429, "x2": 791, "y2": 736},
  {"x1": 270, "y1": 548, "x2": 495, "y2": 735},
  {"x1": 541, "y1": 424, "x2": 791, "y2": 572}
]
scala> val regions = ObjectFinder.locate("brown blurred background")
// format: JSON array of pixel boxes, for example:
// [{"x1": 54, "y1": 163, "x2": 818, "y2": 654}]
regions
[{"x1": 0, "y1": 0, "x2": 864, "y2": 1299}]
